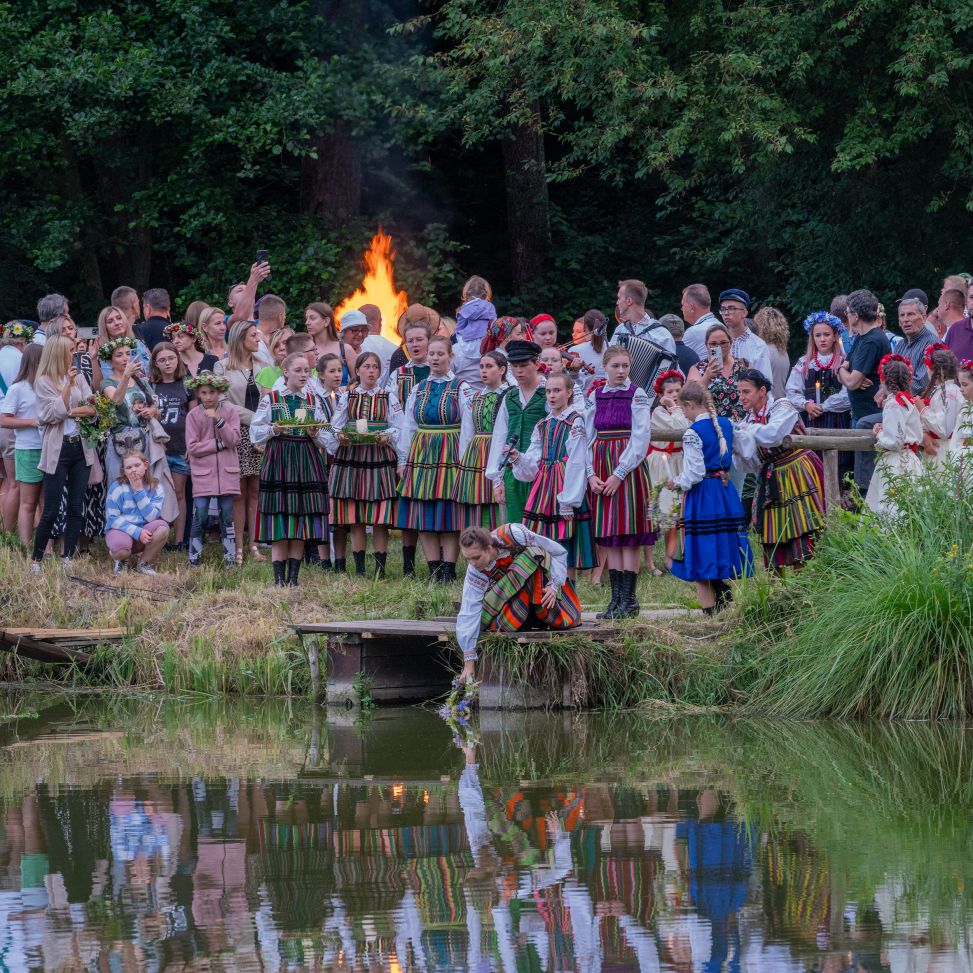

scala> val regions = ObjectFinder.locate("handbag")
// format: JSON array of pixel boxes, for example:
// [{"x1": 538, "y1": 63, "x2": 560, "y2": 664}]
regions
[{"x1": 112, "y1": 427, "x2": 147, "y2": 457}]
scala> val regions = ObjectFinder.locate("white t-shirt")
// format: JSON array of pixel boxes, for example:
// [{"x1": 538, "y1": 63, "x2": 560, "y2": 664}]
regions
[
  {"x1": 0, "y1": 380, "x2": 42, "y2": 449},
  {"x1": 0, "y1": 345, "x2": 22, "y2": 398}
]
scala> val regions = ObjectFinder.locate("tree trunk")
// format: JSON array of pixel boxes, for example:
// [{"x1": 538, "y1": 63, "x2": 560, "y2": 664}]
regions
[
  {"x1": 302, "y1": 122, "x2": 362, "y2": 221},
  {"x1": 501, "y1": 109, "x2": 551, "y2": 293}
]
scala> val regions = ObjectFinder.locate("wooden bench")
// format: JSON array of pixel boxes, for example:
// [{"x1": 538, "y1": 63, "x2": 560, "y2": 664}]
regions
[{"x1": 0, "y1": 628, "x2": 125, "y2": 665}]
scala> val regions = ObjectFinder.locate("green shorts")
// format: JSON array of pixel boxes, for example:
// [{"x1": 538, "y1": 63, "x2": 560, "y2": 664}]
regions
[{"x1": 15, "y1": 448, "x2": 43, "y2": 484}]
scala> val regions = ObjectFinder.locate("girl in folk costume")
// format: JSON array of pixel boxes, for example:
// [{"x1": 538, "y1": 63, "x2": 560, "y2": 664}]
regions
[
  {"x1": 184, "y1": 372, "x2": 241, "y2": 569},
  {"x1": 667, "y1": 381, "x2": 754, "y2": 613},
  {"x1": 479, "y1": 315, "x2": 527, "y2": 356},
  {"x1": 785, "y1": 311, "x2": 851, "y2": 431},
  {"x1": 567, "y1": 308, "x2": 608, "y2": 393},
  {"x1": 387, "y1": 319, "x2": 432, "y2": 576},
  {"x1": 865, "y1": 355, "x2": 923, "y2": 517},
  {"x1": 313, "y1": 352, "x2": 345, "y2": 570},
  {"x1": 455, "y1": 524, "x2": 582, "y2": 684},
  {"x1": 918, "y1": 344, "x2": 962, "y2": 469},
  {"x1": 452, "y1": 351, "x2": 508, "y2": 530},
  {"x1": 486, "y1": 340, "x2": 547, "y2": 526},
  {"x1": 328, "y1": 351, "x2": 400, "y2": 578},
  {"x1": 734, "y1": 368, "x2": 826, "y2": 569},
  {"x1": 250, "y1": 352, "x2": 335, "y2": 587},
  {"x1": 586, "y1": 345, "x2": 656, "y2": 619},
  {"x1": 948, "y1": 359, "x2": 973, "y2": 480},
  {"x1": 510, "y1": 372, "x2": 596, "y2": 577},
  {"x1": 396, "y1": 336, "x2": 473, "y2": 582},
  {"x1": 647, "y1": 370, "x2": 689, "y2": 566},
  {"x1": 537, "y1": 347, "x2": 587, "y2": 411}
]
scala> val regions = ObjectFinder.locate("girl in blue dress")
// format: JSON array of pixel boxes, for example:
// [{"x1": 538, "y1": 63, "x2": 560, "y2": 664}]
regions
[{"x1": 667, "y1": 381, "x2": 754, "y2": 613}]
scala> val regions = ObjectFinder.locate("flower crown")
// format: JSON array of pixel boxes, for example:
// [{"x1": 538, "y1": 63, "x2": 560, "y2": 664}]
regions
[
  {"x1": 163, "y1": 320, "x2": 200, "y2": 340},
  {"x1": 98, "y1": 336, "x2": 137, "y2": 362},
  {"x1": 653, "y1": 369, "x2": 685, "y2": 397},
  {"x1": 185, "y1": 370, "x2": 229, "y2": 392},
  {"x1": 3, "y1": 321, "x2": 35, "y2": 342},
  {"x1": 960, "y1": 359, "x2": 973, "y2": 373},
  {"x1": 878, "y1": 352, "x2": 912, "y2": 384},
  {"x1": 802, "y1": 310, "x2": 848, "y2": 341},
  {"x1": 923, "y1": 341, "x2": 950, "y2": 372}
]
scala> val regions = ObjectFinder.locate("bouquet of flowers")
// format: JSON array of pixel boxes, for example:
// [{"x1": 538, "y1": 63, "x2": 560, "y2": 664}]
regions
[
  {"x1": 437, "y1": 678, "x2": 480, "y2": 746},
  {"x1": 78, "y1": 392, "x2": 118, "y2": 448}
]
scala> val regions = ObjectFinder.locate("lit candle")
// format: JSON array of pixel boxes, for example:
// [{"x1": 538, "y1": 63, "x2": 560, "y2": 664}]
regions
[
  {"x1": 815, "y1": 381, "x2": 821, "y2": 405},
  {"x1": 295, "y1": 408, "x2": 307, "y2": 422},
  {"x1": 356, "y1": 418, "x2": 369, "y2": 435}
]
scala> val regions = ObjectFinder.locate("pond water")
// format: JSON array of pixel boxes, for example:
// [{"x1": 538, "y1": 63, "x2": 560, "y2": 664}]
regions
[{"x1": 0, "y1": 695, "x2": 970, "y2": 973}]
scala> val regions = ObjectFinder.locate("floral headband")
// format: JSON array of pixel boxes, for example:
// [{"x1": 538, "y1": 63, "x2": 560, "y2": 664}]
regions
[
  {"x1": 185, "y1": 370, "x2": 229, "y2": 392},
  {"x1": 802, "y1": 311, "x2": 848, "y2": 342},
  {"x1": 98, "y1": 336, "x2": 137, "y2": 362},
  {"x1": 653, "y1": 369, "x2": 685, "y2": 396},
  {"x1": 923, "y1": 341, "x2": 950, "y2": 372},
  {"x1": 960, "y1": 359, "x2": 973, "y2": 373},
  {"x1": 3, "y1": 321, "x2": 35, "y2": 342},
  {"x1": 878, "y1": 352, "x2": 912, "y2": 384},
  {"x1": 163, "y1": 320, "x2": 200, "y2": 340}
]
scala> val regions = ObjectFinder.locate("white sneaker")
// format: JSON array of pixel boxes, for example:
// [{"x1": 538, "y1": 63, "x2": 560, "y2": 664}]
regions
[
  {"x1": 135, "y1": 563, "x2": 157, "y2": 576},
  {"x1": 112, "y1": 561, "x2": 124, "y2": 575},
  {"x1": 30, "y1": 561, "x2": 41, "y2": 575}
]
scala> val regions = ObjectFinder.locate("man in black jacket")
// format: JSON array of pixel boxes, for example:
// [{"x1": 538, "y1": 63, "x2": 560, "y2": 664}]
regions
[{"x1": 136, "y1": 288, "x2": 171, "y2": 350}]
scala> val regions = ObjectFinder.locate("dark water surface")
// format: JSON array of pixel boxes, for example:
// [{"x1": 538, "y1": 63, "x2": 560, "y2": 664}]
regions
[{"x1": 0, "y1": 695, "x2": 971, "y2": 972}]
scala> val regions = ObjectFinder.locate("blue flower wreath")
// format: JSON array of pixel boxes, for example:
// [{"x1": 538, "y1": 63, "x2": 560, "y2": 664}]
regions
[{"x1": 802, "y1": 310, "x2": 848, "y2": 344}]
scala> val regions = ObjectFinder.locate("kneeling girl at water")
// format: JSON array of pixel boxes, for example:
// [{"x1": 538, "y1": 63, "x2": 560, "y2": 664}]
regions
[{"x1": 666, "y1": 381, "x2": 753, "y2": 613}]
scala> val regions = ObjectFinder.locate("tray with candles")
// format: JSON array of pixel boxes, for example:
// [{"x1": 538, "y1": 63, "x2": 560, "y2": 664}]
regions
[
  {"x1": 340, "y1": 417, "x2": 388, "y2": 445},
  {"x1": 275, "y1": 407, "x2": 332, "y2": 434}
]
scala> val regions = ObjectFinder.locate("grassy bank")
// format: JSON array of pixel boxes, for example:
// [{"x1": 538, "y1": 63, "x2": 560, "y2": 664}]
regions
[{"x1": 0, "y1": 533, "x2": 727, "y2": 703}]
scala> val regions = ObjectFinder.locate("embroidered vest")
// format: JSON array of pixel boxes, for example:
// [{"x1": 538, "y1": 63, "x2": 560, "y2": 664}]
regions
[{"x1": 506, "y1": 386, "x2": 547, "y2": 451}]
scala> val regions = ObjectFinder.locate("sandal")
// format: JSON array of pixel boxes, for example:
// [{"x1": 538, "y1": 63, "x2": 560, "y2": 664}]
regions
[
  {"x1": 249, "y1": 544, "x2": 266, "y2": 563},
  {"x1": 650, "y1": 567, "x2": 664, "y2": 577},
  {"x1": 235, "y1": 551, "x2": 245, "y2": 568}
]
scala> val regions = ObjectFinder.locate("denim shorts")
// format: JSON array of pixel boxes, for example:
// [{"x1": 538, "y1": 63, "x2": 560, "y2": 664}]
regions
[{"x1": 167, "y1": 453, "x2": 191, "y2": 476}]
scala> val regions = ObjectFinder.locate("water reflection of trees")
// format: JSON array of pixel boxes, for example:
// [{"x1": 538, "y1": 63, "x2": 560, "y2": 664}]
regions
[{"x1": 0, "y1": 699, "x2": 972, "y2": 971}]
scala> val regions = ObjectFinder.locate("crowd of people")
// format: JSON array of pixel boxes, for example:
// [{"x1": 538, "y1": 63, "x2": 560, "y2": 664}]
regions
[{"x1": 1, "y1": 264, "x2": 972, "y2": 675}]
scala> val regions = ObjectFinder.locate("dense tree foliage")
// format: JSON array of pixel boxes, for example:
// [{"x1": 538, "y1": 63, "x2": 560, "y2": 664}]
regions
[{"x1": 0, "y1": 0, "x2": 970, "y2": 328}]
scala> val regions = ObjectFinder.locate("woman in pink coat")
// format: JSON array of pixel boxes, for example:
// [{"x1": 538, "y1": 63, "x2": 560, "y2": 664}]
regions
[{"x1": 185, "y1": 371, "x2": 241, "y2": 568}]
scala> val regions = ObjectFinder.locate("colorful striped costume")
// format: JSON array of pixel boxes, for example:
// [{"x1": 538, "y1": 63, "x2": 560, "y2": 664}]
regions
[
  {"x1": 397, "y1": 376, "x2": 466, "y2": 532},
  {"x1": 589, "y1": 383, "x2": 656, "y2": 547},
  {"x1": 254, "y1": 391, "x2": 328, "y2": 542},
  {"x1": 328, "y1": 387, "x2": 398, "y2": 526},
  {"x1": 452, "y1": 386, "x2": 506, "y2": 529},
  {"x1": 455, "y1": 523, "x2": 581, "y2": 661},
  {"x1": 496, "y1": 385, "x2": 547, "y2": 526},
  {"x1": 520, "y1": 411, "x2": 597, "y2": 570},
  {"x1": 393, "y1": 362, "x2": 430, "y2": 406}
]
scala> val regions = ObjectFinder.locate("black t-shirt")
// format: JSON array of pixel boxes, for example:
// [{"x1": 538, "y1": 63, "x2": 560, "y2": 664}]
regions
[
  {"x1": 135, "y1": 315, "x2": 170, "y2": 351},
  {"x1": 846, "y1": 327, "x2": 891, "y2": 420},
  {"x1": 153, "y1": 379, "x2": 193, "y2": 456}
]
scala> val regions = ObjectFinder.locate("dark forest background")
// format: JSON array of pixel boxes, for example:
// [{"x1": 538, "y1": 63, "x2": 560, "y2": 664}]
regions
[{"x1": 0, "y1": 0, "x2": 970, "y2": 331}]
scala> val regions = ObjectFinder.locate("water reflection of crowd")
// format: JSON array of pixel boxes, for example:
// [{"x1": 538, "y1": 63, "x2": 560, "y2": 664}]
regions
[{"x1": 0, "y1": 759, "x2": 970, "y2": 972}]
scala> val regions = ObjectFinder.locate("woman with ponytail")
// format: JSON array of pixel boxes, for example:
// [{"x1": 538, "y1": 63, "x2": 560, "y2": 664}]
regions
[{"x1": 666, "y1": 381, "x2": 753, "y2": 612}]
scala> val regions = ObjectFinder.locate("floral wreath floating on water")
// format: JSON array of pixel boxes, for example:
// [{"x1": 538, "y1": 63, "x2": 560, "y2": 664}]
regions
[
  {"x1": 878, "y1": 353, "x2": 912, "y2": 384},
  {"x1": 3, "y1": 321, "x2": 35, "y2": 342},
  {"x1": 184, "y1": 370, "x2": 230, "y2": 392},
  {"x1": 438, "y1": 678, "x2": 480, "y2": 745},
  {"x1": 649, "y1": 481, "x2": 683, "y2": 530},
  {"x1": 652, "y1": 369, "x2": 685, "y2": 397},
  {"x1": 97, "y1": 336, "x2": 138, "y2": 362},
  {"x1": 163, "y1": 320, "x2": 201, "y2": 340},
  {"x1": 923, "y1": 342, "x2": 951, "y2": 372}
]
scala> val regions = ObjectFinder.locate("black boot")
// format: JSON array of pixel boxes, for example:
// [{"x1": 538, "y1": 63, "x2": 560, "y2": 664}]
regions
[
  {"x1": 402, "y1": 545, "x2": 416, "y2": 576},
  {"x1": 428, "y1": 559, "x2": 442, "y2": 582},
  {"x1": 597, "y1": 569, "x2": 622, "y2": 619},
  {"x1": 702, "y1": 605, "x2": 718, "y2": 616},
  {"x1": 714, "y1": 580, "x2": 733, "y2": 611},
  {"x1": 373, "y1": 551, "x2": 387, "y2": 579},
  {"x1": 352, "y1": 550, "x2": 366, "y2": 577},
  {"x1": 334, "y1": 557, "x2": 346, "y2": 574},
  {"x1": 272, "y1": 560, "x2": 286, "y2": 587},
  {"x1": 304, "y1": 546, "x2": 321, "y2": 566},
  {"x1": 320, "y1": 558, "x2": 333, "y2": 572},
  {"x1": 286, "y1": 557, "x2": 301, "y2": 587},
  {"x1": 617, "y1": 570, "x2": 641, "y2": 618},
  {"x1": 441, "y1": 561, "x2": 456, "y2": 583}
]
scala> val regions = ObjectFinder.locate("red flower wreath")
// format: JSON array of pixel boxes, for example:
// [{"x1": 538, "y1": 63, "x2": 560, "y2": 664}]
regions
[
  {"x1": 960, "y1": 359, "x2": 973, "y2": 373},
  {"x1": 878, "y1": 352, "x2": 912, "y2": 384},
  {"x1": 923, "y1": 342, "x2": 950, "y2": 372},
  {"x1": 652, "y1": 369, "x2": 685, "y2": 397}
]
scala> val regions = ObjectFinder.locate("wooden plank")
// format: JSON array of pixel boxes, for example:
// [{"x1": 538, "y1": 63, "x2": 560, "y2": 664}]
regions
[
  {"x1": 784, "y1": 433, "x2": 874, "y2": 451},
  {"x1": 1, "y1": 628, "x2": 124, "y2": 640},
  {"x1": 1, "y1": 635, "x2": 92, "y2": 665}
]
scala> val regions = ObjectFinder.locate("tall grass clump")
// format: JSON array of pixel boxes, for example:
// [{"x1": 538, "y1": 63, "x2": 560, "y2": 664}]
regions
[{"x1": 737, "y1": 463, "x2": 973, "y2": 718}]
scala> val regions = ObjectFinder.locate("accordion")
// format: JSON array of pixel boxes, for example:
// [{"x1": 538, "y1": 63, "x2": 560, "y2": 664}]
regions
[{"x1": 614, "y1": 331, "x2": 677, "y2": 402}]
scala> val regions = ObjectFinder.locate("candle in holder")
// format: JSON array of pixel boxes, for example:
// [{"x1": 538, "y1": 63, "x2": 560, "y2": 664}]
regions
[
  {"x1": 815, "y1": 381, "x2": 821, "y2": 405},
  {"x1": 356, "y1": 418, "x2": 369, "y2": 435},
  {"x1": 295, "y1": 408, "x2": 307, "y2": 422}
]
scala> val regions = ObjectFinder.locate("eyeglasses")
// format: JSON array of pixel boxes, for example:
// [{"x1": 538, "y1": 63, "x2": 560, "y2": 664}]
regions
[{"x1": 719, "y1": 305, "x2": 746, "y2": 314}]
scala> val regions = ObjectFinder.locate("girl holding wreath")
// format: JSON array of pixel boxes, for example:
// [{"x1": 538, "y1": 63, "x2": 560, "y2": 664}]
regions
[
  {"x1": 865, "y1": 354, "x2": 923, "y2": 517},
  {"x1": 185, "y1": 371, "x2": 241, "y2": 569},
  {"x1": 647, "y1": 369, "x2": 689, "y2": 567},
  {"x1": 250, "y1": 351, "x2": 334, "y2": 586}
]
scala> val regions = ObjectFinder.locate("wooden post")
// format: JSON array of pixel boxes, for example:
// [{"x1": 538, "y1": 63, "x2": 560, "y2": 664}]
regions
[
  {"x1": 307, "y1": 636, "x2": 324, "y2": 706},
  {"x1": 823, "y1": 450, "x2": 841, "y2": 511}
]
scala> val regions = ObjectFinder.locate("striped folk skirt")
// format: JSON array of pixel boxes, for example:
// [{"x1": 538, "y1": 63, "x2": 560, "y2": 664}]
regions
[
  {"x1": 591, "y1": 431, "x2": 656, "y2": 547},
  {"x1": 523, "y1": 464, "x2": 597, "y2": 570},
  {"x1": 329, "y1": 441, "x2": 398, "y2": 526},
  {"x1": 481, "y1": 551, "x2": 582, "y2": 636},
  {"x1": 397, "y1": 426, "x2": 461, "y2": 532},
  {"x1": 452, "y1": 433, "x2": 502, "y2": 529},
  {"x1": 256, "y1": 435, "x2": 328, "y2": 542},
  {"x1": 753, "y1": 448, "x2": 826, "y2": 568}
]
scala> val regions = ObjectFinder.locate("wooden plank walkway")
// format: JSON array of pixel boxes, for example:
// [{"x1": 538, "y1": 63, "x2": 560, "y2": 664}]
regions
[{"x1": 0, "y1": 628, "x2": 125, "y2": 665}]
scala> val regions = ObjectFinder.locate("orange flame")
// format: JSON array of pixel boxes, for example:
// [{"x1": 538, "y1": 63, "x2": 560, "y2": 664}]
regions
[{"x1": 334, "y1": 229, "x2": 409, "y2": 344}]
